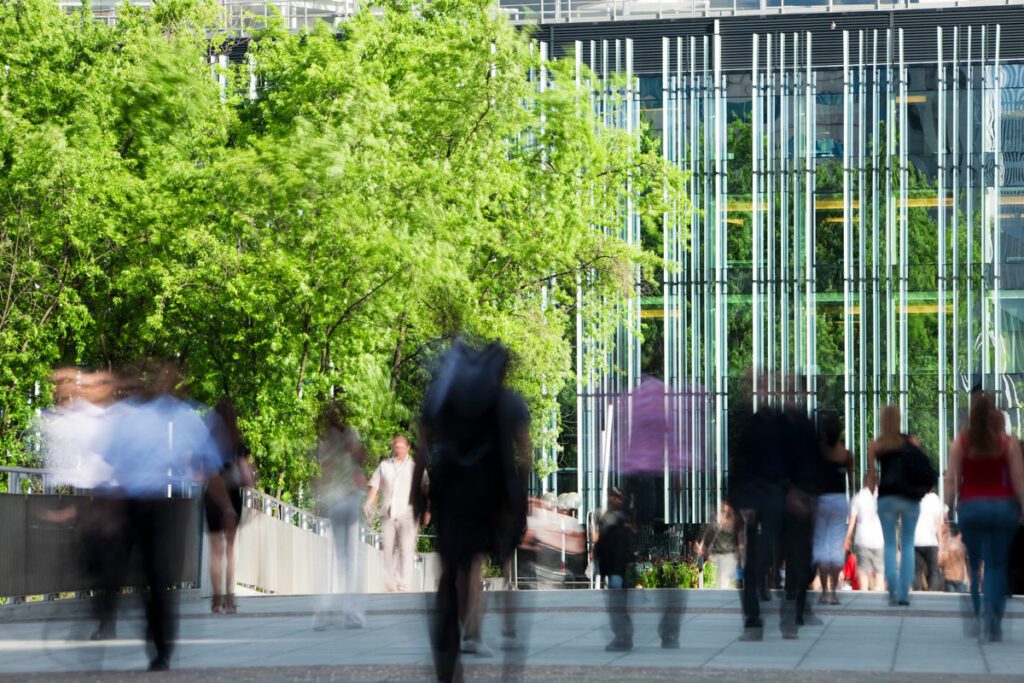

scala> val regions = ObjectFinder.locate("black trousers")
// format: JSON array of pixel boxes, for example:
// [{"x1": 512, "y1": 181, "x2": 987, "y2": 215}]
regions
[
  {"x1": 781, "y1": 491, "x2": 815, "y2": 629},
  {"x1": 914, "y1": 546, "x2": 941, "y2": 591},
  {"x1": 740, "y1": 483, "x2": 785, "y2": 628}
]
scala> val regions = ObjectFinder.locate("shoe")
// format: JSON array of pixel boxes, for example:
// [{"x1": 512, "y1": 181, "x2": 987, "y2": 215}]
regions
[
  {"x1": 343, "y1": 613, "x2": 365, "y2": 629},
  {"x1": 312, "y1": 614, "x2": 333, "y2": 631},
  {"x1": 739, "y1": 626, "x2": 764, "y2": 642},
  {"x1": 211, "y1": 594, "x2": 223, "y2": 614},
  {"x1": 148, "y1": 656, "x2": 170, "y2": 671},
  {"x1": 605, "y1": 638, "x2": 633, "y2": 652},
  {"x1": 500, "y1": 634, "x2": 524, "y2": 650},
  {"x1": 898, "y1": 600, "x2": 910, "y2": 607},
  {"x1": 781, "y1": 625, "x2": 799, "y2": 640},
  {"x1": 461, "y1": 638, "x2": 493, "y2": 657},
  {"x1": 661, "y1": 636, "x2": 680, "y2": 649},
  {"x1": 223, "y1": 594, "x2": 237, "y2": 615},
  {"x1": 90, "y1": 622, "x2": 115, "y2": 641}
]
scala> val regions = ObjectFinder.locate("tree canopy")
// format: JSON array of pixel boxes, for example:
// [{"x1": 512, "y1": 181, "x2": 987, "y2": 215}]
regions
[{"x1": 0, "y1": 0, "x2": 684, "y2": 501}]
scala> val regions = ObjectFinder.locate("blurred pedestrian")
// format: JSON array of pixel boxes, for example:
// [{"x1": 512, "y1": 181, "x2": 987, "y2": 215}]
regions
[
  {"x1": 844, "y1": 475, "x2": 885, "y2": 592},
  {"x1": 205, "y1": 400, "x2": 254, "y2": 615},
  {"x1": 364, "y1": 434, "x2": 427, "y2": 592},
  {"x1": 417, "y1": 339, "x2": 530, "y2": 683},
  {"x1": 730, "y1": 391, "x2": 786, "y2": 641},
  {"x1": 814, "y1": 415, "x2": 853, "y2": 605},
  {"x1": 912, "y1": 487, "x2": 944, "y2": 591},
  {"x1": 312, "y1": 401, "x2": 367, "y2": 631},
  {"x1": 594, "y1": 487, "x2": 636, "y2": 651},
  {"x1": 946, "y1": 393, "x2": 1024, "y2": 641},
  {"x1": 100, "y1": 362, "x2": 230, "y2": 671},
  {"x1": 939, "y1": 522, "x2": 968, "y2": 594},
  {"x1": 697, "y1": 503, "x2": 739, "y2": 589},
  {"x1": 868, "y1": 404, "x2": 936, "y2": 607}
]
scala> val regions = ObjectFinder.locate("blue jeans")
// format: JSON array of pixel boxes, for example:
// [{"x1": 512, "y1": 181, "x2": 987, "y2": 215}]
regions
[
  {"x1": 877, "y1": 496, "x2": 920, "y2": 602},
  {"x1": 958, "y1": 498, "x2": 1020, "y2": 636}
]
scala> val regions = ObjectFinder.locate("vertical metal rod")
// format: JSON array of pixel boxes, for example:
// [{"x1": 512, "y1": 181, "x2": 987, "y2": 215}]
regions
[
  {"x1": 767, "y1": 33, "x2": 776, "y2": 403},
  {"x1": 753, "y1": 34, "x2": 761, "y2": 410},
  {"x1": 781, "y1": 34, "x2": 790, "y2": 391},
  {"x1": 872, "y1": 29, "x2": 881, "y2": 435},
  {"x1": 994, "y1": 26, "x2": 1003, "y2": 397},
  {"x1": 982, "y1": 26, "x2": 990, "y2": 390},
  {"x1": 806, "y1": 32, "x2": 815, "y2": 410},
  {"x1": 713, "y1": 23, "x2": 725, "y2": 515},
  {"x1": 858, "y1": 30, "x2": 868, "y2": 471},
  {"x1": 967, "y1": 27, "x2": 975, "y2": 398},
  {"x1": 886, "y1": 28, "x2": 895, "y2": 404},
  {"x1": 937, "y1": 26, "x2": 948, "y2": 499},
  {"x1": 899, "y1": 29, "x2": 909, "y2": 427},
  {"x1": 843, "y1": 31, "x2": 853, "y2": 448},
  {"x1": 952, "y1": 27, "x2": 960, "y2": 435}
]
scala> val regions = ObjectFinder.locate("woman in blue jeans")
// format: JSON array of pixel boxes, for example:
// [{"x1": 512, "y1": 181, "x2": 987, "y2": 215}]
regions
[
  {"x1": 868, "y1": 405, "x2": 920, "y2": 606},
  {"x1": 946, "y1": 394, "x2": 1024, "y2": 641}
]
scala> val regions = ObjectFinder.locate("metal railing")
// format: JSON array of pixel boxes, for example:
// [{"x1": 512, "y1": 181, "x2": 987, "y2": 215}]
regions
[
  {"x1": 497, "y1": 0, "x2": 1024, "y2": 24},
  {"x1": 0, "y1": 466, "x2": 201, "y2": 498},
  {"x1": 56, "y1": 0, "x2": 1024, "y2": 31}
]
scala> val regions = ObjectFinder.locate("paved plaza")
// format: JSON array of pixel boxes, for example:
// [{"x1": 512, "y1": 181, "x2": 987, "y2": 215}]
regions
[{"x1": 1, "y1": 589, "x2": 1022, "y2": 682}]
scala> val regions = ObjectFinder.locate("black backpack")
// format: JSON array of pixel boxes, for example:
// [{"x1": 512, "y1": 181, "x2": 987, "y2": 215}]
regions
[
  {"x1": 421, "y1": 338, "x2": 508, "y2": 468},
  {"x1": 881, "y1": 439, "x2": 938, "y2": 501}
]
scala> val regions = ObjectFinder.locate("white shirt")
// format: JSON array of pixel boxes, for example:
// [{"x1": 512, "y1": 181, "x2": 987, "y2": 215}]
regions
[
  {"x1": 369, "y1": 457, "x2": 427, "y2": 519},
  {"x1": 914, "y1": 492, "x2": 944, "y2": 547},
  {"x1": 850, "y1": 487, "x2": 884, "y2": 549}
]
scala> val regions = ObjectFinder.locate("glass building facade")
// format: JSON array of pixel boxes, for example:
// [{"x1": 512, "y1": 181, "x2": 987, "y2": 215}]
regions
[{"x1": 549, "y1": 7, "x2": 1024, "y2": 528}]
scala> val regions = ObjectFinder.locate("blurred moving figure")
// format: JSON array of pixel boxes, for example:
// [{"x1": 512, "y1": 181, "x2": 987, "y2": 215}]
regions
[
  {"x1": 38, "y1": 368, "x2": 121, "y2": 640},
  {"x1": 205, "y1": 400, "x2": 255, "y2": 615},
  {"x1": 868, "y1": 405, "x2": 936, "y2": 607},
  {"x1": 814, "y1": 415, "x2": 853, "y2": 605},
  {"x1": 939, "y1": 522, "x2": 968, "y2": 594},
  {"x1": 697, "y1": 503, "x2": 739, "y2": 589},
  {"x1": 730, "y1": 394, "x2": 786, "y2": 641},
  {"x1": 778, "y1": 399, "x2": 820, "y2": 637},
  {"x1": 99, "y1": 362, "x2": 231, "y2": 671},
  {"x1": 946, "y1": 393, "x2": 1024, "y2": 641},
  {"x1": 417, "y1": 339, "x2": 530, "y2": 683},
  {"x1": 593, "y1": 486, "x2": 636, "y2": 651},
  {"x1": 364, "y1": 434, "x2": 426, "y2": 593},
  {"x1": 312, "y1": 402, "x2": 367, "y2": 630},
  {"x1": 912, "y1": 487, "x2": 944, "y2": 592},
  {"x1": 844, "y1": 475, "x2": 885, "y2": 592}
]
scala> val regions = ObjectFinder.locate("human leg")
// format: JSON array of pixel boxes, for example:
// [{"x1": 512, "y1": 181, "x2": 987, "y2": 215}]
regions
[
  {"x1": 877, "y1": 498, "x2": 899, "y2": 601},
  {"x1": 208, "y1": 532, "x2": 225, "y2": 612},
  {"x1": 978, "y1": 500, "x2": 1020, "y2": 639},
  {"x1": 395, "y1": 513, "x2": 418, "y2": 592},
  {"x1": 380, "y1": 516, "x2": 398, "y2": 592},
  {"x1": 897, "y1": 500, "x2": 919, "y2": 603},
  {"x1": 605, "y1": 574, "x2": 633, "y2": 650},
  {"x1": 957, "y1": 503, "x2": 985, "y2": 618}
]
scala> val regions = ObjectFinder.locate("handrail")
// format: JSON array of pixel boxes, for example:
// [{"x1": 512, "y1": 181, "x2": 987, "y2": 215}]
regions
[
  {"x1": 0, "y1": 466, "x2": 201, "y2": 498},
  {"x1": 55, "y1": 0, "x2": 1024, "y2": 32}
]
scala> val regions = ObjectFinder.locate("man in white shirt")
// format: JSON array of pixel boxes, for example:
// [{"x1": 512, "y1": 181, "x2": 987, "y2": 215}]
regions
[
  {"x1": 364, "y1": 434, "x2": 428, "y2": 592},
  {"x1": 913, "y1": 488, "x2": 944, "y2": 591},
  {"x1": 844, "y1": 477, "x2": 885, "y2": 591}
]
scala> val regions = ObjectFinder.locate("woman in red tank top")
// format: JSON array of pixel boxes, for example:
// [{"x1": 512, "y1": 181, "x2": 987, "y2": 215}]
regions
[{"x1": 945, "y1": 394, "x2": 1024, "y2": 642}]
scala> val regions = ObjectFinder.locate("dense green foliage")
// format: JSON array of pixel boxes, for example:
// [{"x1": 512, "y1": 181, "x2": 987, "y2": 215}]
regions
[{"x1": 0, "y1": 0, "x2": 683, "y2": 501}]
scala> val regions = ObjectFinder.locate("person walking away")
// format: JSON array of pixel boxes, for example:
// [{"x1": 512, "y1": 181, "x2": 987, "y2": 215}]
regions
[
  {"x1": 729, "y1": 392, "x2": 786, "y2": 642},
  {"x1": 939, "y1": 522, "x2": 968, "y2": 594},
  {"x1": 205, "y1": 400, "x2": 254, "y2": 615},
  {"x1": 868, "y1": 404, "x2": 936, "y2": 606},
  {"x1": 912, "y1": 487, "x2": 944, "y2": 591},
  {"x1": 364, "y1": 434, "x2": 426, "y2": 592},
  {"x1": 844, "y1": 476, "x2": 885, "y2": 592},
  {"x1": 778, "y1": 398, "x2": 820, "y2": 638},
  {"x1": 416, "y1": 339, "x2": 529, "y2": 683},
  {"x1": 312, "y1": 402, "x2": 367, "y2": 630},
  {"x1": 594, "y1": 487, "x2": 637, "y2": 651},
  {"x1": 945, "y1": 393, "x2": 1024, "y2": 641},
  {"x1": 814, "y1": 415, "x2": 854, "y2": 604}
]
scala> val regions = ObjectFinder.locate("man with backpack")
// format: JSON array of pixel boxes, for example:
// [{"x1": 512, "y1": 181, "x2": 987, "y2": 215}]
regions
[{"x1": 414, "y1": 339, "x2": 530, "y2": 683}]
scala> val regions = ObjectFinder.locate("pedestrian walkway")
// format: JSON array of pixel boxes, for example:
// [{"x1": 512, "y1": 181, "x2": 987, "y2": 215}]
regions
[{"x1": 1, "y1": 589, "x2": 1021, "y2": 681}]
